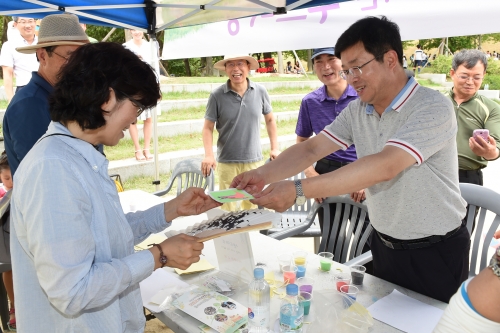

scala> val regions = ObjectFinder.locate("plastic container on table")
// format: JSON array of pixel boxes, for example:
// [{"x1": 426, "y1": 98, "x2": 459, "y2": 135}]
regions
[
  {"x1": 279, "y1": 284, "x2": 304, "y2": 333},
  {"x1": 248, "y1": 268, "x2": 270, "y2": 333}
]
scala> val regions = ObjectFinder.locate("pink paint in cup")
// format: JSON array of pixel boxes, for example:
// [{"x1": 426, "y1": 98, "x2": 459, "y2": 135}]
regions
[
  {"x1": 282, "y1": 265, "x2": 298, "y2": 284},
  {"x1": 334, "y1": 272, "x2": 351, "y2": 292}
]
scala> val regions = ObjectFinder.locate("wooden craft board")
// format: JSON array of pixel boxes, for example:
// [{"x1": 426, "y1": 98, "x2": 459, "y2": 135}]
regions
[{"x1": 195, "y1": 221, "x2": 273, "y2": 242}]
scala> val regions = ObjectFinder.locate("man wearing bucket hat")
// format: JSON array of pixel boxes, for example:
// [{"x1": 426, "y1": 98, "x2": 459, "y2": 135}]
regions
[
  {"x1": 201, "y1": 54, "x2": 279, "y2": 211},
  {"x1": 3, "y1": 14, "x2": 89, "y2": 175}
]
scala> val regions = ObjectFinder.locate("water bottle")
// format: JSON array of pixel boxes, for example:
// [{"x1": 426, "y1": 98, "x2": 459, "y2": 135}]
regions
[
  {"x1": 279, "y1": 284, "x2": 304, "y2": 333},
  {"x1": 248, "y1": 268, "x2": 270, "y2": 333}
]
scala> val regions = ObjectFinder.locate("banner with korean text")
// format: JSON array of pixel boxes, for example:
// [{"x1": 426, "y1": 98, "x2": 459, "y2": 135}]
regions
[{"x1": 162, "y1": 0, "x2": 500, "y2": 60}]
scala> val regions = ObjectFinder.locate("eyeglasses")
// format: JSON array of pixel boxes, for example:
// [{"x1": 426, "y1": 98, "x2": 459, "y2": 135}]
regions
[
  {"x1": 52, "y1": 50, "x2": 69, "y2": 62},
  {"x1": 116, "y1": 90, "x2": 146, "y2": 117},
  {"x1": 225, "y1": 61, "x2": 248, "y2": 69},
  {"x1": 456, "y1": 74, "x2": 483, "y2": 82},
  {"x1": 339, "y1": 56, "x2": 380, "y2": 80}
]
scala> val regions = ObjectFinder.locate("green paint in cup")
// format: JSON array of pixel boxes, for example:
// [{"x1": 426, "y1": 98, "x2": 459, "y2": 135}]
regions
[{"x1": 320, "y1": 259, "x2": 332, "y2": 271}]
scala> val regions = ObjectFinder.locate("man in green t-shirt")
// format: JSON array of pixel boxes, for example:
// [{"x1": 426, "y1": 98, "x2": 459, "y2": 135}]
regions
[{"x1": 446, "y1": 49, "x2": 500, "y2": 187}]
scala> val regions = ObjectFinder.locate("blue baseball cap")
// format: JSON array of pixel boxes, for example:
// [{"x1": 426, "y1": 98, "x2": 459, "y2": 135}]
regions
[{"x1": 311, "y1": 47, "x2": 335, "y2": 60}]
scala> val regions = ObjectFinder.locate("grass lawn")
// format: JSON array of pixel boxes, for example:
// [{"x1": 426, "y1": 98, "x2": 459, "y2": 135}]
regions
[
  {"x1": 161, "y1": 76, "x2": 318, "y2": 84},
  {"x1": 161, "y1": 86, "x2": 314, "y2": 100},
  {"x1": 104, "y1": 119, "x2": 297, "y2": 161},
  {"x1": 415, "y1": 78, "x2": 442, "y2": 87},
  {"x1": 0, "y1": 100, "x2": 7, "y2": 109},
  {"x1": 137, "y1": 100, "x2": 301, "y2": 123}
]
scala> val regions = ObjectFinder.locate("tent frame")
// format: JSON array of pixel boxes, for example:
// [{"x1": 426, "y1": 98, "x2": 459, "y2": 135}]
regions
[
  {"x1": 0, "y1": 0, "x2": 317, "y2": 189},
  {"x1": 0, "y1": 0, "x2": 321, "y2": 34}
]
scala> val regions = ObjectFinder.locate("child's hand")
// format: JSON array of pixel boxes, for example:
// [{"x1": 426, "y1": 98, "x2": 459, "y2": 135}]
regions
[{"x1": 494, "y1": 230, "x2": 500, "y2": 239}]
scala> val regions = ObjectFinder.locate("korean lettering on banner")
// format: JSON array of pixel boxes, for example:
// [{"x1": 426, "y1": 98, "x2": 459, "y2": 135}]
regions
[{"x1": 227, "y1": 0, "x2": 390, "y2": 36}]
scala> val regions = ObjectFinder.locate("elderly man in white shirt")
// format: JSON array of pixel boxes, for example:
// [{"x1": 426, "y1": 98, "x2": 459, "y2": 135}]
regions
[{"x1": 0, "y1": 17, "x2": 39, "y2": 102}]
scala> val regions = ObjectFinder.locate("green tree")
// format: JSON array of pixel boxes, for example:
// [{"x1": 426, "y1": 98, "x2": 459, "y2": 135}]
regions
[{"x1": 85, "y1": 25, "x2": 125, "y2": 43}]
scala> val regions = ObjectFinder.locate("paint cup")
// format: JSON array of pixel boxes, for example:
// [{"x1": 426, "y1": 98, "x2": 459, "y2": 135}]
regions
[
  {"x1": 299, "y1": 291, "x2": 313, "y2": 315},
  {"x1": 293, "y1": 251, "x2": 308, "y2": 278},
  {"x1": 277, "y1": 254, "x2": 293, "y2": 273},
  {"x1": 293, "y1": 251, "x2": 308, "y2": 267},
  {"x1": 296, "y1": 277, "x2": 314, "y2": 294},
  {"x1": 318, "y1": 252, "x2": 334, "y2": 271},
  {"x1": 350, "y1": 265, "x2": 366, "y2": 285},
  {"x1": 282, "y1": 265, "x2": 298, "y2": 284},
  {"x1": 334, "y1": 272, "x2": 351, "y2": 292},
  {"x1": 340, "y1": 284, "x2": 359, "y2": 301},
  {"x1": 296, "y1": 265, "x2": 306, "y2": 278}
]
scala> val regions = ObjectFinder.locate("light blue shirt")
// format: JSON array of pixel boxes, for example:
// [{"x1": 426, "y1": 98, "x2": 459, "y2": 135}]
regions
[{"x1": 11, "y1": 122, "x2": 170, "y2": 332}]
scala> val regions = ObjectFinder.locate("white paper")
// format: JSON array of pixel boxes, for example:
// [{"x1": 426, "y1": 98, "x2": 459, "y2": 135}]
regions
[
  {"x1": 139, "y1": 268, "x2": 189, "y2": 313},
  {"x1": 367, "y1": 289, "x2": 444, "y2": 333},
  {"x1": 214, "y1": 233, "x2": 255, "y2": 283}
]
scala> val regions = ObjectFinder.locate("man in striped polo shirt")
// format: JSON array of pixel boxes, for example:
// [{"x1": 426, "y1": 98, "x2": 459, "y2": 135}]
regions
[{"x1": 232, "y1": 16, "x2": 469, "y2": 303}]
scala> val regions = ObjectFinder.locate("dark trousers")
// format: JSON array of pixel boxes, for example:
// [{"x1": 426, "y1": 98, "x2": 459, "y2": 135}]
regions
[
  {"x1": 314, "y1": 159, "x2": 372, "y2": 271},
  {"x1": 371, "y1": 225, "x2": 470, "y2": 303},
  {"x1": 459, "y1": 169, "x2": 483, "y2": 233}
]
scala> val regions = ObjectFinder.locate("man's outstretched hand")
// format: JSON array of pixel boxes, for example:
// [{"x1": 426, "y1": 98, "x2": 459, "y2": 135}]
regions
[
  {"x1": 231, "y1": 169, "x2": 267, "y2": 195},
  {"x1": 249, "y1": 180, "x2": 296, "y2": 212}
]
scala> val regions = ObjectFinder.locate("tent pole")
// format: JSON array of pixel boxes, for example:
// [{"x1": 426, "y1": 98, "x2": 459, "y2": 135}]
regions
[{"x1": 149, "y1": 34, "x2": 161, "y2": 191}]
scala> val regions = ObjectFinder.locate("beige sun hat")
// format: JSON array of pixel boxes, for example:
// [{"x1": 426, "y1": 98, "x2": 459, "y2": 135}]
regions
[
  {"x1": 214, "y1": 54, "x2": 259, "y2": 71},
  {"x1": 16, "y1": 14, "x2": 89, "y2": 54}
]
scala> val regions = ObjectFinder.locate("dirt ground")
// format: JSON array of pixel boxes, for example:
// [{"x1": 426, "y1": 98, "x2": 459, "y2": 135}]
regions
[
  {"x1": 144, "y1": 319, "x2": 174, "y2": 333},
  {"x1": 144, "y1": 311, "x2": 174, "y2": 333}
]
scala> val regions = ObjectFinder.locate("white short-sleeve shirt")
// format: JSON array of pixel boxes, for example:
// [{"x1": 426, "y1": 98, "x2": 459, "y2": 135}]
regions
[
  {"x1": 122, "y1": 39, "x2": 153, "y2": 64},
  {"x1": 0, "y1": 36, "x2": 39, "y2": 86},
  {"x1": 322, "y1": 77, "x2": 466, "y2": 239}
]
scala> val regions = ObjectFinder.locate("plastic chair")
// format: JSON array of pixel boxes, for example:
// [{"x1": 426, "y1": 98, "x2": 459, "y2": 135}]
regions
[
  {"x1": 153, "y1": 158, "x2": 214, "y2": 197},
  {"x1": 270, "y1": 195, "x2": 372, "y2": 264},
  {"x1": 460, "y1": 183, "x2": 500, "y2": 277},
  {"x1": 259, "y1": 171, "x2": 322, "y2": 251}
]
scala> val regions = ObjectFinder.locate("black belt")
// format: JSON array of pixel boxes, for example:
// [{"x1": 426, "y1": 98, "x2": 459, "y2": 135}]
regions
[
  {"x1": 376, "y1": 224, "x2": 463, "y2": 250},
  {"x1": 318, "y1": 158, "x2": 350, "y2": 168},
  {"x1": 459, "y1": 169, "x2": 482, "y2": 177}
]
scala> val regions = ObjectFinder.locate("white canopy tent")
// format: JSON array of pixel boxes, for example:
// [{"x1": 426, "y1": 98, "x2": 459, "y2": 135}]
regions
[{"x1": 163, "y1": 0, "x2": 500, "y2": 59}]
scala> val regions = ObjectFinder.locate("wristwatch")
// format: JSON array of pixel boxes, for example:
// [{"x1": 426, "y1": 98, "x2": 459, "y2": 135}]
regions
[
  {"x1": 294, "y1": 180, "x2": 307, "y2": 206},
  {"x1": 149, "y1": 243, "x2": 168, "y2": 268},
  {"x1": 488, "y1": 247, "x2": 500, "y2": 278}
]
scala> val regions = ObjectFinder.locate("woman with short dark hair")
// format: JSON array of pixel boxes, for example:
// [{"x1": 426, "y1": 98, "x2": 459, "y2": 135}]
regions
[{"x1": 10, "y1": 42, "x2": 220, "y2": 332}]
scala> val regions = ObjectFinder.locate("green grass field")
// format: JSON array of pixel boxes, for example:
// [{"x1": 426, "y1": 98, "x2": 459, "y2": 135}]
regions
[
  {"x1": 104, "y1": 118, "x2": 297, "y2": 161},
  {"x1": 161, "y1": 86, "x2": 314, "y2": 100},
  {"x1": 161, "y1": 76, "x2": 318, "y2": 84},
  {"x1": 137, "y1": 100, "x2": 301, "y2": 123}
]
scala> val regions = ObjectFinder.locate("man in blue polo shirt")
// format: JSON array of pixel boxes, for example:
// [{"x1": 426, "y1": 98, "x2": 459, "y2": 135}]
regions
[
  {"x1": 295, "y1": 47, "x2": 363, "y2": 236},
  {"x1": 3, "y1": 14, "x2": 89, "y2": 175}
]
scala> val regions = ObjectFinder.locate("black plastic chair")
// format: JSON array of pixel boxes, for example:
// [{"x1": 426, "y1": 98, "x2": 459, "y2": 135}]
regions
[{"x1": 270, "y1": 195, "x2": 372, "y2": 264}]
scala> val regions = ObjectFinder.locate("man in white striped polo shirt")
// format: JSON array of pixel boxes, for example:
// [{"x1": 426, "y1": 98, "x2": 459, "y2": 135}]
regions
[{"x1": 231, "y1": 16, "x2": 469, "y2": 303}]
